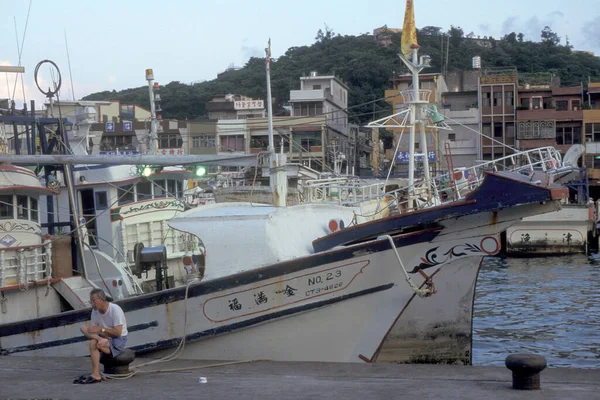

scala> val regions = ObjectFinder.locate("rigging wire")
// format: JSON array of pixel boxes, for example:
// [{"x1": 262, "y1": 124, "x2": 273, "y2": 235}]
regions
[{"x1": 10, "y1": 0, "x2": 32, "y2": 103}]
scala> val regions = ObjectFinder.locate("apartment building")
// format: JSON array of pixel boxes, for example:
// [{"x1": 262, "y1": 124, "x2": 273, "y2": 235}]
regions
[
  {"x1": 516, "y1": 84, "x2": 583, "y2": 153},
  {"x1": 441, "y1": 70, "x2": 482, "y2": 168},
  {"x1": 478, "y1": 73, "x2": 517, "y2": 163},
  {"x1": 206, "y1": 94, "x2": 266, "y2": 120},
  {"x1": 583, "y1": 82, "x2": 600, "y2": 195},
  {"x1": 289, "y1": 72, "x2": 350, "y2": 169}
]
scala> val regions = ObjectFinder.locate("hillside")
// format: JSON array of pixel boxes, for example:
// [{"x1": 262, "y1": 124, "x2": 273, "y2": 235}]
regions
[{"x1": 82, "y1": 26, "x2": 600, "y2": 124}]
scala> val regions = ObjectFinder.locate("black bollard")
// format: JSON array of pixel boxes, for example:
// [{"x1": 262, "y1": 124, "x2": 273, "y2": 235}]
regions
[
  {"x1": 505, "y1": 353, "x2": 547, "y2": 390},
  {"x1": 100, "y1": 348, "x2": 136, "y2": 375}
]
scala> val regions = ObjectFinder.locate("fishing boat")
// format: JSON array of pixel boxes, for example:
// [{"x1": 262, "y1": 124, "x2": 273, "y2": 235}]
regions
[{"x1": 0, "y1": 2, "x2": 571, "y2": 364}]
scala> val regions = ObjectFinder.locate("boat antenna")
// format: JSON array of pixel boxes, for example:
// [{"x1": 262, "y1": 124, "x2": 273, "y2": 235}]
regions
[
  {"x1": 266, "y1": 38, "x2": 274, "y2": 153},
  {"x1": 12, "y1": 10, "x2": 30, "y2": 105},
  {"x1": 64, "y1": 29, "x2": 76, "y2": 100},
  {"x1": 34, "y1": 59, "x2": 89, "y2": 279},
  {"x1": 265, "y1": 39, "x2": 288, "y2": 207},
  {"x1": 146, "y1": 68, "x2": 160, "y2": 154}
]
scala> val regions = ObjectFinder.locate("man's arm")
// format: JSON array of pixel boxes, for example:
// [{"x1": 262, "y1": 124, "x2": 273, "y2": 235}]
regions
[{"x1": 101, "y1": 325, "x2": 123, "y2": 338}]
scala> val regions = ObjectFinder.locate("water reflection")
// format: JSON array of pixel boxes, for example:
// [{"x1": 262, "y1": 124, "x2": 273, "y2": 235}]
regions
[{"x1": 473, "y1": 255, "x2": 600, "y2": 368}]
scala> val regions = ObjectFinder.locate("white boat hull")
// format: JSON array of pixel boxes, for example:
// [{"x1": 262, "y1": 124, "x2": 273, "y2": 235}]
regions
[{"x1": 0, "y1": 230, "x2": 481, "y2": 362}]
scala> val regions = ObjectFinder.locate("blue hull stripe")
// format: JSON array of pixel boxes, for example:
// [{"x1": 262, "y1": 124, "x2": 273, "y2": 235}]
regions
[{"x1": 0, "y1": 321, "x2": 159, "y2": 355}]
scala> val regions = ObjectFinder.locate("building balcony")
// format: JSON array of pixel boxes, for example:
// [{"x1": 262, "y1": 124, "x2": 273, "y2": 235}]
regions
[
  {"x1": 443, "y1": 108, "x2": 479, "y2": 124},
  {"x1": 583, "y1": 109, "x2": 600, "y2": 123},
  {"x1": 586, "y1": 142, "x2": 600, "y2": 154},
  {"x1": 290, "y1": 89, "x2": 333, "y2": 103},
  {"x1": 517, "y1": 108, "x2": 583, "y2": 121},
  {"x1": 442, "y1": 139, "x2": 477, "y2": 155}
]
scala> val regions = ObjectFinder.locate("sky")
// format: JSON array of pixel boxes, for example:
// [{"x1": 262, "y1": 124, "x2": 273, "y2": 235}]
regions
[{"x1": 1, "y1": 0, "x2": 598, "y2": 108}]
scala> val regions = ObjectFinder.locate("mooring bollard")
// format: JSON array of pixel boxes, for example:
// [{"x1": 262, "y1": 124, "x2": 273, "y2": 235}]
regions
[
  {"x1": 100, "y1": 348, "x2": 136, "y2": 375},
  {"x1": 505, "y1": 353, "x2": 547, "y2": 390}
]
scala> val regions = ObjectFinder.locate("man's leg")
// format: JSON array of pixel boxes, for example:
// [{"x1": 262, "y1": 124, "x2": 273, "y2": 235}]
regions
[{"x1": 80, "y1": 325, "x2": 104, "y2": 380}]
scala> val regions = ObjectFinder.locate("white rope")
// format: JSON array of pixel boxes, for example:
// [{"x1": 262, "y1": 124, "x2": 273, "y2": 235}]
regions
[{"x1": 381, "y1": 234, "x2": 434, "y2": 298}]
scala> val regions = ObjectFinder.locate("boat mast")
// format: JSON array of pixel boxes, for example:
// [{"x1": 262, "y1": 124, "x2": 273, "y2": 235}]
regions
[
  {"x1": 265, "y1": 39, "x2": 288, "y2": 207},
  {"x1": 146, "y1": 69, "x2": 159, "y2": 154}
]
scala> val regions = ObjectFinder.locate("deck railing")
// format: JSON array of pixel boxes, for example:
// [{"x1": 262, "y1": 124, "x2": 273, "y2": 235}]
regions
[
  {"x1": 0, "y1": 239, "x2": 52, "y2": 289},
  {"x1": 304, "y1": 146, "x2": 568, "y2": 216}
]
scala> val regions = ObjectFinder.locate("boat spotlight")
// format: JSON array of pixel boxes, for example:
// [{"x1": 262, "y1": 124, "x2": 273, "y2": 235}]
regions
[
  {"x1": 195, "y1": 165, "x2": 207, "y2": 177},
  {"x1": 142, "y1": 166, "x2": 153, "y2": 177}
]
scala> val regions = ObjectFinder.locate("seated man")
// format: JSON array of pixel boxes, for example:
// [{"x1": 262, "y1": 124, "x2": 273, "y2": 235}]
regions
[{"x1": 77, "y1": 288, "x2": 128, "y2": 384}]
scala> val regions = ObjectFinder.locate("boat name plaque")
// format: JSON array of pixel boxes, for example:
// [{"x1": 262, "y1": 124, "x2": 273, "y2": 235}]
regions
[{"x1": 202, "y1": 260, "x2": 371, "y2": 323}]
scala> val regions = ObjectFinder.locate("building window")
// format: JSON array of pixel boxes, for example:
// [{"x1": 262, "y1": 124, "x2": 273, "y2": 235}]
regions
[
  {"x1": 572, "y1": 100, "x2": 581, "y2": 110},
  {"x1": 556, "y1": 100, "x2": 568, "y2": 111},
  {"x1": 532, "y1": 97, "x2": 542, "y2": 109},
  {"x1": 585, "y1": 123, "x2": 600, "y2": 142},
  {"x1": 0, "y1": 195, "x2": 12, "y2": 219},
  {"x1": 100, "y1": 135, "x2": 135, "y2": 151},
  {"x1": 482, "y1": 92, "x2": 491, "y2": 107},
  {"x1": 494, "y1": 123, "x2": 503, "y2": 138},
  {"x1": 520, "y1": 98, "x2": 530, "y2": 109},
  {"x1": 95, "y1": 191, "x2": 108, "y2": 210},
  {"x1": 120, "y1": 104, "x2": 134, "y2": 120},
  {"x1": 313, "y1": 85, "x2": 321, "y2": 90},
  {"x1": 506, "y1": 91, "x2": 514, "y2": 106},
  {"x1": 159, "y1": 134, "x2": 183, "y2": 149},
  {"x1": 192, "y1": 135, "x2": 216, "y2": 148},
  {"x1": 493, "y1": 92, "x2": 502, "y2": 107},
  {"x1": 573, "y1": 126, "x2": 582, "y2": 144},
  {"x1": 448, "y1": 133, "x2": 456, "y2": 141},
  {"x1": 220, "y1": 135, "x2": 245, "y2": 152},
  {"x1": 557, "y1": 126, "x2": 582, "y2": 145}
]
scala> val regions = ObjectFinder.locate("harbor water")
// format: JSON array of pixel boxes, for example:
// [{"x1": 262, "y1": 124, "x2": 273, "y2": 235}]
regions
[{"x1": 473, "y1": 254, "x2": 600, "y2": 368}]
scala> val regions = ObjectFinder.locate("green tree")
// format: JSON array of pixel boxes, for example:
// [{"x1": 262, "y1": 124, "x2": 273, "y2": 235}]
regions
[{"x1": 541, "y1": 26, "x2": 560, "y2": 46}]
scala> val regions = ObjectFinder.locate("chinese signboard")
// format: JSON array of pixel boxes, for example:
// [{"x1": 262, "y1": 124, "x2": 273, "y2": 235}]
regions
[
  {"x1": 106, "y1": 122, "x2": 115, "y2": 132},
  {"x1": 480, "y1": 75, "x2": 517, "y2": 84},
  {"x1": 158, "y1": 148, "x2": 184, "y2": 156},
  {"x1": 99, "y1": 150, "x2": 139, "y2": 156},
  {"x1": 234, "y1": 100, "x2": 264, "y2": 110},
  {"x1": 123, "y1": 121, "x2": 133, "y2": 131},
  {"x1": 396, "y1": 150, "x2": 436, "y2": 163}
]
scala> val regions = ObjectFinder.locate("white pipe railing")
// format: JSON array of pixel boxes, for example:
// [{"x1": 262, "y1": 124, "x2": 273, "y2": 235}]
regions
[
  {"x1": 0, "y1": 245, "x2": 52, "y2": 288},
  {"x1": 303, "y1": 146, "x2": 568, "y2": 215}
]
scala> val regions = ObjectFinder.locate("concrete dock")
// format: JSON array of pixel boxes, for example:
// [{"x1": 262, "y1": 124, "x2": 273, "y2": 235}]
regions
[{"x1": 1, "y1": 356, "x2": 598, "y2": 399}]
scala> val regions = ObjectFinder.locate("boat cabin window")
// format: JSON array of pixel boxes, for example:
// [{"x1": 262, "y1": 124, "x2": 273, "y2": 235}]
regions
[
  {"x1": 30, "y1": 198, "x2": 38, "y2": 222},
  {"x1": 0, "y1": 195, "x2": 13, "y2": 219},
  {"x1": 136, "y1": 181, "x2": 152, "y2": 201},
  {"x1": 0, "y1": 195, "x2": 38, "y2": 221},
  {"x1": 95, "y1": 191, "x2": 108, "y2": 210},
  {"x1": 16, "y1": 195, "x2": 28, "y2": 220},
  {"x1": 176, "y1": 181, "x2": 183, "y2": 198},
  {"x1": 167, "y1": 180, "x2": 177, "y2": 197},
  {"x1": 154, "y1": 180, "x2": 166, "y2": 198},
  {"x1": 118, "y1": 184, "x2": 134, "y2": 205}
]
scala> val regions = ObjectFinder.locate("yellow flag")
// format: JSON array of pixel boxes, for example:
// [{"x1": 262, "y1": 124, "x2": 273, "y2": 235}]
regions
[{"x1": 401, "y1": 0, "x2": 419, "y2": 58}]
